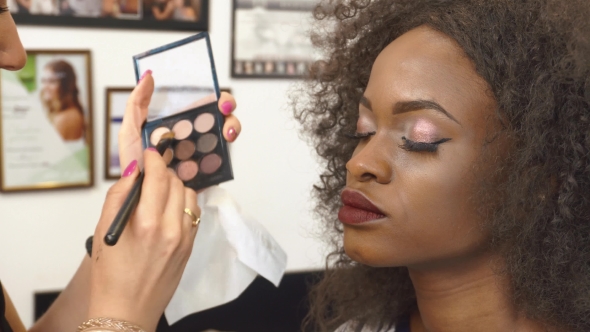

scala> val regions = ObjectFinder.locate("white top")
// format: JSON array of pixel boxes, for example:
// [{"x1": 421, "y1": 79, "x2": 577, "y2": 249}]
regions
[{"x1": 335, "y1": 322, "x2": 396, "y2": 332}]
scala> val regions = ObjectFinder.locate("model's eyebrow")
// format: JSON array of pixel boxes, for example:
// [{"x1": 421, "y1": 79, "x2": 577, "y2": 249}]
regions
[
  {"x1": 394, "y1": 100, "x2": 459, "y2": 124},
  {"x1": 360, "y1": 96, "x2": 460, "y2": 125}
]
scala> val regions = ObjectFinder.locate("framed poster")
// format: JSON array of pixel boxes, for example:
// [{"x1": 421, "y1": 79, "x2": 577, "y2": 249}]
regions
[
  {"x1": 0, "y1": 50, "x2": 94, "y2": 192},
  {"x1": 105, "y1": 87, "x2": 232, "y2": 180},
  {"x1": 231, "y1": 0, "x2": 319, "y2": 79},
  {"x1": 8, "y1": 0, "x2": 209, "y2": 31},
  {"x1": 105, "y1": 87, "x2": 131, "y2": 180}
]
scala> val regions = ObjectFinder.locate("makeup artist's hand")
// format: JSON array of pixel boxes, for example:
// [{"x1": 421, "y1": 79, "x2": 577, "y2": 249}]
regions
[
  {"x1": 87, "y1": 148, "x2": 200, "y2": 332},
  {"x1": 118, "y1": 70, "x2": 241, "y2": 172}
]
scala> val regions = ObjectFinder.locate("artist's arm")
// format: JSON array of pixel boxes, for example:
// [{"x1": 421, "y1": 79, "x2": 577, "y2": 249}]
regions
[{"x1": 28, "y1": 256, "x2": 90, "y2": 332}]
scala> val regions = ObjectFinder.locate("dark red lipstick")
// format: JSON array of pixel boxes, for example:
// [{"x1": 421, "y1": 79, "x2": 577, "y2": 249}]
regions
[{"x1": 338, "y1": 190, "x2": 386, "y2": 225}]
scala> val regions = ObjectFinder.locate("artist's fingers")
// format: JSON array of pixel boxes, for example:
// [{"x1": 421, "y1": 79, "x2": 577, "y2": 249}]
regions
[
  {"x1": 94, "y1": 164, "x2": 140, "y2": 239},
  {"x1": 218, "y1": 92, "x2": 236, "y2": 116},
  {"x1": 160, "y1": 169, "x2": 186, "y2": 249},
  {"x1": 133, "y1": 148, "x2": 170, "y2": 231},
  {"x1": 182, "y1": 187, "x2": 200, "y2": 238},
  {"x1": 222, "y1": 115, "x2": 241, "y2": 142},
  {"x1": 119, "y1": 71, "x2": 154, "y2": 171}
]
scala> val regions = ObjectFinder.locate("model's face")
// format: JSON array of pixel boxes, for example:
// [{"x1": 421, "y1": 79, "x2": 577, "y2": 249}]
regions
[
  {"x1": 340, "y1": 26, "x2": 500, "y2": 269},
  {"x1": 0, "y1": 1, "x2": 26, "y2": 71},
  {"x1": 41, "y1": 68, "x2": 60, "y2": 102}
]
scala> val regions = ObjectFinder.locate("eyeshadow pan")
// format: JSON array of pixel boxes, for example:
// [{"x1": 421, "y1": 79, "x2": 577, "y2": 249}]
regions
[
  {"x1": 196, "y1": 133, "x2": 218, "y2": 153},
  {"x1": 150, "y1": 127, "x2": 171, "y2": 146},
  {"x1": 163, "y1": 148, "x2": 174, "y2": 165},
  {"x1": 175, "y1": 140, "x2": 196, "y2": 160},
  {"x1": 200, "y1": 154, "x2": 222, "y2": 174},
  {"x1": 177, "y1": 160, "x2": 199, "y2": 181},
  {"x1": 194, "y1": 113, "x2": 215, "y2": 133},
  {"x1": 172, "y1": 120, "x2": 193, "y2": 140}
]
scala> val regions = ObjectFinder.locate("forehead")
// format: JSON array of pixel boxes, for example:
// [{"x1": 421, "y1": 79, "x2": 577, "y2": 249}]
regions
[{"x1": 367, "y1": 25, "x2": 495, "y2": 127}]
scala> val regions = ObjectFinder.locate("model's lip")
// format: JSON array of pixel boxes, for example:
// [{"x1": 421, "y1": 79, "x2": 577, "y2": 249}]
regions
[{"x1": 340, "y1": 189, "x2": 386, "y2": 217}]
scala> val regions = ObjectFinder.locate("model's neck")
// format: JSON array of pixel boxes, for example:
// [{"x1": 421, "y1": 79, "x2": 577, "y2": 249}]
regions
[{"x1": 407, "y1": 253, "x2": 545, "y2": 332}]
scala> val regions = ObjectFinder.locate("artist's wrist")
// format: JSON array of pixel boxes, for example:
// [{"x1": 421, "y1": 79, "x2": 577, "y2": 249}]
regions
[
  {"x1": 87, "y1": 304, "x2": 152, "y2": 332},
  {"x1": 77, "y1": 317, "x2": 147, "y2": 332}
]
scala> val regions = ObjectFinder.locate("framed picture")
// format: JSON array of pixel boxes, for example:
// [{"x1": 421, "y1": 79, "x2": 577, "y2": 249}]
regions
[
  {"x1": 105, "y1": 87, "x2": 132, "y2": 180},
  {"x1": 8, "y1": 0, "x2": 209, "y2": 31},
  {"x1": 105, "y1": 87, "x2": 232, "y2": 180},
  {"x1": 231, "y1": 0, "x2": 318, "y2": 79},
  {"x1": 0, "y1": 50, "x2": 94, "y2": 192}
]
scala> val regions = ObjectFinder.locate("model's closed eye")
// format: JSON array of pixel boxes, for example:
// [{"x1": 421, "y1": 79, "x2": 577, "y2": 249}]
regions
[
  {"x1": 400, "y1": 136, "x2": 452, "y2": 153},
  {"x1": 344, "y1": 131, "x2": 376, "y2": 140}
]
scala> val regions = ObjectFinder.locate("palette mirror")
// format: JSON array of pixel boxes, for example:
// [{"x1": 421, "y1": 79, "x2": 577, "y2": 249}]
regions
[{"x1": 133, "y1": 32, "x2": 233, "y2": 191}]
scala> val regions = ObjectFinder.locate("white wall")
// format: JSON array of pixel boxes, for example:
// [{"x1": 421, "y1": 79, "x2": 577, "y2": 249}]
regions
[{"x1": 0, "y1": 0, "x2": 326, "y2": 326}]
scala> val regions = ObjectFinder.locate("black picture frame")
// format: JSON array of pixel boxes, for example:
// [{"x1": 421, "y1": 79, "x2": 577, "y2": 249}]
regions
[
  {"x1": 11, "y1": 0, "x2": 209, "y2": 32},
  {"x1": 231, "y1": 0, "x2": 317, "y2": 79}
]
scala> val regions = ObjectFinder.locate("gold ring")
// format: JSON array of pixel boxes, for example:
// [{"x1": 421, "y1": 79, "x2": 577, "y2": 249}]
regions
[{"x1": 184, "y1": 208, "x2": 200, "y2": 227}]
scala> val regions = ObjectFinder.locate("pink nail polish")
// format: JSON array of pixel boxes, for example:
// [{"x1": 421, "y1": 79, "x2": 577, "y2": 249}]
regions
[
  {"x1": 147, "y1": 147, "x2": 158, "y2": 152},
  {"x1": 221, "y1": 101, "x2": 233, "y2": 115},
  {"x1": 227, "y1": 127, "x2": 237, "y2": 141},
  {"x1": 138, "y1": 69, "x2": 152, "y2": 83},
  {"x1": 122, "y1": 160, "x2": 137, "y2": 177}
]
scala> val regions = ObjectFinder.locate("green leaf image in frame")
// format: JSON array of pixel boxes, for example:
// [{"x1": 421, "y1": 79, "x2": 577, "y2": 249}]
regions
[{"x1": 17, "y1": 54, "x2": 36, "y2": 93}]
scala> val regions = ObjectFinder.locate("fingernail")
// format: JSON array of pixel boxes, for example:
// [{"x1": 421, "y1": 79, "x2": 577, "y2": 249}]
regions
[
  {"x1": 122, "y1": 160, "x2": 138, "y2": 177},
  {"x1": 221, "y1": 101, "x2": 233, "y2": 115},
  {"x1": 227, "y1": 127, "x2": 237, "y2": 142},
  {"x1": 138, "y1": 69, "x2": 152, "y2": 83},
  {"x1": 147, "y1": 147, "x2": 158, "y2": 152}
]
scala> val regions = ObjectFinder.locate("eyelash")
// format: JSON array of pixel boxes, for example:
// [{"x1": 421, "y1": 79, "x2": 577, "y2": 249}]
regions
[
  {"x1": 400, "y1": 136, "x2": 452, "y2": 152},
  {"x1": 344, "y1": 131, "x2": 451, "y2": 153},
  {"x1": 0, "y1": 6, "x2": 8, "y2": 13},
  {"x1": 344, "y1": 131, "x2": 376, "y2": 139}
]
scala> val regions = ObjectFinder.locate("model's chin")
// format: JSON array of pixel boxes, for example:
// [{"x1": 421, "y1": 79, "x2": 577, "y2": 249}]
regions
[{"x1": 342, "y1": 227, "x2": 387, "y2": 267}]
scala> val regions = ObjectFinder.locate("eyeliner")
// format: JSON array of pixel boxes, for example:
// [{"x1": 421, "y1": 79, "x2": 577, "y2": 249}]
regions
[{"x1": 104, "y1": 132, "x2": 175, "y2": 246}]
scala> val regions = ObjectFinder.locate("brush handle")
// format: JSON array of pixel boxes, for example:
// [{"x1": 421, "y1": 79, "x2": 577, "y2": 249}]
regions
[
  {"x1": 103, "y1": 136, "x2": 173, "y2": 246},
  {"x1": 104, "y1": 172, "x2": 145, "y2": 246}
]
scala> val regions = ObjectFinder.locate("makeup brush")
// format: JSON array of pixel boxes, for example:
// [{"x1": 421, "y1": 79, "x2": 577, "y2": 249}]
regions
[{"x1": 104, "y1": 131, "x2": 175, "y2": 246}]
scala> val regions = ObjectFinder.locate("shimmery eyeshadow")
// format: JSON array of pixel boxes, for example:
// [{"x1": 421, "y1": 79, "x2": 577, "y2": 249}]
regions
[
  {"x1": 163, "y1": 148, "x2": 174, "y2": 165},
  {"x1": 174, "y1": 140, "x2": 196, "y2": 160},
  {"x1": 177, "y1": 160, "x2": 198, "y2": 181},
  {"x1": 172, "y1": 120, "x2": 193, "y2": 140},
  {"x1": 200, "y1": 154, "x2": 222, "y2": 174},
  {"x1": 196, "y1": 133, "x2": 218, "y2": 153},
  {"x1": 150, "y1": 127, "x2": 171, "y2": 146},
  {"x1": 410, "y1": 118, "x2": 439, "y2": 142},
  {"x1": 194, "y1": 113, "x2": 215, "y2": 133}
]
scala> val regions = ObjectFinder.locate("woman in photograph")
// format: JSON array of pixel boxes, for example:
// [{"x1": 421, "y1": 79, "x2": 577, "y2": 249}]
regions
[
  {"x1": 40, "y1": 59, "x2": 85, "y2": 142},
  {"x1": 149, "y1": 0, "x2": 197, "y2": 21},
  {"x1": 0, "y1": 4, "x2": 241, "y2": 332}
]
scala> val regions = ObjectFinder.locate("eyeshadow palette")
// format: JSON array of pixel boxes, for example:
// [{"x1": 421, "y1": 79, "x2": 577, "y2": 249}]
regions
[{"x1": 134, "y1": 32, "x2": 233, "y2": 191}]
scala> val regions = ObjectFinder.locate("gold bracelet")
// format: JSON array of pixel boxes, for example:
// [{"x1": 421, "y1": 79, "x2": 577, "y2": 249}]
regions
[{"x1": 76, "y1": 317, "x2": 146, "y2": 332}]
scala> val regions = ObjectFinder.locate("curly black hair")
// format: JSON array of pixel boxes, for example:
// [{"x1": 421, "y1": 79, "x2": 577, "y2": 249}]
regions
[{"x1": 293, "y1": 0, "x2": 590, "y2": 331}]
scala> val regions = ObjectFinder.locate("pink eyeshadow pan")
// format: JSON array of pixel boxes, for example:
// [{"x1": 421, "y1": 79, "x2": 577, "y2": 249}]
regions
[
  {"x1": 194, "y1": 113, "x2": 215, "y2": 133},
  {"x1": 172, "y1": 120, "x2": 193, "y2": 140},
  {"x1": 200, "y1": 154, "x2": 222, "y2": 174},
  {"x1": 177, "y1": 160, "x2": 199, "y2": 181},
  {"x1": 150, "y1": 127, "x2": 171, "y2": 146}
]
